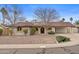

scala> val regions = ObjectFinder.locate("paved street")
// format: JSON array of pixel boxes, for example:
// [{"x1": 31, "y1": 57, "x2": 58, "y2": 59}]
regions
[{"x1": 0, "y1": 45, "x2": 79, "y2": 54}]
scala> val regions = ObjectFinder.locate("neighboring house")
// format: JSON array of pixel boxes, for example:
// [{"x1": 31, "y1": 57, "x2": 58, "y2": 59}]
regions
[
  {"x1": 13, "y1": 21, "x2": 77, "y2": 35},
  {"x1": 0, "y1": 24, "x2": 10, "y2": 35},
  {"x1": 75, "y1": 25, "x2": 79, "y2": 33}
]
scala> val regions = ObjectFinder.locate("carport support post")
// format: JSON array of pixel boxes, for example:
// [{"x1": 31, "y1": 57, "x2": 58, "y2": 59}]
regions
[{"x1": 27, "y1": 27, "x2": 30, "y2": 35}]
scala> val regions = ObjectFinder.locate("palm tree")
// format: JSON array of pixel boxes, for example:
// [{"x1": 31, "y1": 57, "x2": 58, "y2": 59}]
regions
[
  {"x1": 0, "y1": 5, "x2": 25, "y2": 26},
  {"x1": 0, "y1": 5, "x2": 21, "y2": 25},
  {"x1": 62, "y1": 18, "x2": 65, "y2": 22},
  {"x1": 70, "y1": 17, "x2": 73, "y2": 24},
  {"x1": 0, "y1": 7, "x2": 12, "y2": 25},
  {"x1": 0, "y1": 7, "x2": 8, "y2": 24},
  {"x1": 70, "y1": 17, "x2": 73, "y2": 33}
]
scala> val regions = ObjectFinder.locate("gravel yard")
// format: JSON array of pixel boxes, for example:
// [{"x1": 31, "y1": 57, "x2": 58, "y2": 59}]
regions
[{"x1": 0, "y1": 35, "x2": 56, "y2": 44}]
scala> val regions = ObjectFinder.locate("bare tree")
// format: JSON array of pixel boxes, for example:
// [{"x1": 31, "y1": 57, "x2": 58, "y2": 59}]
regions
[
  {"x1": 12, "y1": 5, "x2": 22, "y2": 24},
  {"x1": 0, "y1": 5, "x2": 24, "y2": 25},
  {"x1": 31, "y1": 19, "x2": 37, "y2": 23},
  {"x1": 34, "y1": 8, "x2": 60, "y2": 24}
]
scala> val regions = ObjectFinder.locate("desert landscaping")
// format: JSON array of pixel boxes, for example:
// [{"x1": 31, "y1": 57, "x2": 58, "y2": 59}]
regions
[{"x1": 0, "y1": 4, "x2": 79, "y2": 54}]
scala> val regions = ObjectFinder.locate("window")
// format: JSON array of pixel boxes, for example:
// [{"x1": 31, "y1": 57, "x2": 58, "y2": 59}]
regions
[{"x1": 17, "y1": 27, "x2": 22, "y2": 31}]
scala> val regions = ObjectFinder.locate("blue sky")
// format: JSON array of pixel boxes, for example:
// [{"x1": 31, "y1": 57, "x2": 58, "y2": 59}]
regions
[{"x1": 0, "y1": 4, "x2": 79, "y2": 22}]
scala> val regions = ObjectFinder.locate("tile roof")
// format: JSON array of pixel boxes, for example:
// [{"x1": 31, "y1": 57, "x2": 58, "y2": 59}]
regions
[
  {"x1": 14, "y1": 21, "x2": 75, "y2": 27},
  {"x1": 14, "y1": 21, "x2": 34, "y2": 27},
  {"x1": 33, "y1": 22, "x2": 75, "y2": 27},
  {"x1": 48, "y1": 22, "x2": 75, "y2": 27}
]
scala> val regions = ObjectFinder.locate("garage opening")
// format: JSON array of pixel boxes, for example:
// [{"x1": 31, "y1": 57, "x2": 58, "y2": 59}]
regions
[{"x1": 55, "y1": 27, "x2": 66, "y2": 33}]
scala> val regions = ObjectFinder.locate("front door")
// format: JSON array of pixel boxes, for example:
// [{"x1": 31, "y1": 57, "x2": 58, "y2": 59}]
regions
[{"x1": 40, "y1": 27, "x2": 44, "y2": 34}]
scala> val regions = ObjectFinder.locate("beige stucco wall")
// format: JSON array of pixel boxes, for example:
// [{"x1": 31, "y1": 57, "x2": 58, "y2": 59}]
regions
[
  {"x1": 66, "y1": 27, "x2": 78, "y2": 33},
  {"x1": 71, "y1": 27, "x2": 78, "y2": 33},
  {"x1": 22, "y1": 27, "x2": 28, "y2": 31},
  {"x1": 52, "y1": 27, "x2": 55, "y2": 32},
  {"x1": 66, "y1": 27, "x2": 71, "y2": 33},
  {"x1": 13, "y1": 26, "x2": 78, "y2": 35},
  {"x1": 13, "y1": 27, "x2": 31, "y2": 35},
  {"x1": 52, "y1": 27, "x2": 78, "y2": 33},
  {"x1": 13, "y1": 27, "x2": 25, "y2": 35}
]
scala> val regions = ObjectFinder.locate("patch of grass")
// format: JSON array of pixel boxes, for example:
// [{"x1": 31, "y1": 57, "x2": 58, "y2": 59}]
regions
[{"x1": 56, "y1": 36, "x2": 70, "y2": 43}]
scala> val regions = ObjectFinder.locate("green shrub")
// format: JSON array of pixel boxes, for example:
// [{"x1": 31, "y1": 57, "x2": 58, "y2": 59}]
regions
[
  {"x1": 56, "y1": 36, "x2": 70, "y2": 43},
  {"x1": 48, "y1": 31, "x2": 55, "y2": 34},
  {"x1": 0, "y1": 28, "x2": 3, "y2": 36},
  {"x1": 30, "y1": 28, "x2": 36, "y2": 35},
  {"x1": 48, "y1": 28, "x2": 52, "y2": 30},
  {"x1": 9, "y1": 28, "x2": 13, "y2": 36},
  {"x1": 23, "y1": 29, "x2": 28, "y2": 35}
]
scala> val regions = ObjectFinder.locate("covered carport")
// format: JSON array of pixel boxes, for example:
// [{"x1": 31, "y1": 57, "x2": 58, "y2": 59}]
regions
[{"x1": 49, "y1": 22, "x2": 75, "y2": 33}]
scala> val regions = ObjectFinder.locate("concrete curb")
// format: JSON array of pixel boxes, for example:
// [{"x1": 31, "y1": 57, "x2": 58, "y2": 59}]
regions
[{"x1": 0, "y1": 41, "x2": 79, "y2": 49}]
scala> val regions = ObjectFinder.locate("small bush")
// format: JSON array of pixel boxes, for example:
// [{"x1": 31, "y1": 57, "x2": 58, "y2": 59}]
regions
[
  {"x1": 56, "y1": 36, "x2": 70, "y2": 43},
  {"x1": 23, "y1": 29, "x2": 28, "y2": 35},
  {"x1": 30, "y1": 28, "x2": 36, "y2": 35},
  {"x1": 9, "y1": 28, "x2": 13, "y2": 36},
  {"x1": 48, "y1": 31, "x2": 55, "y2": 34},
  {"x1": 0, "y1": 28, "x2": 3, "y2": 36},
  {"x1": 48, "y1": 28, "x2": 52, "y2": 30}
]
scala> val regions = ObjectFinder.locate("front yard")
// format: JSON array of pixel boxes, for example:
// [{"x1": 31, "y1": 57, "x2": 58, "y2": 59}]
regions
[
  {"x1": 0, "y1": 35, "x2": 56, "y2": 44},
  {"x1": 0, "y1": 33, "x2": 79, "y2": 44}
]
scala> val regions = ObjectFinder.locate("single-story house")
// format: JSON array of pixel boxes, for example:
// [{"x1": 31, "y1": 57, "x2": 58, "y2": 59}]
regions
[
  {"x1": 0, "y1": 24, "x2": 10, "y2": 35},
  {"x1": 13, "y1": 21, "x2": 78, "y2": 35}
]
